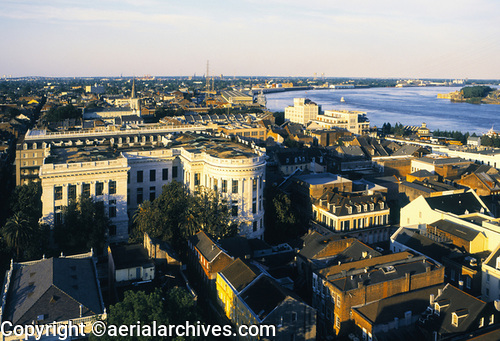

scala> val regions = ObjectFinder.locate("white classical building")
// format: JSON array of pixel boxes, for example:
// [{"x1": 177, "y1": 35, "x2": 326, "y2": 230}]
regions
[
  {"x1": 309, "y1": 109, "x2": 370, "y2": 135},
  {"x1": 284, "y1": 98, "x2": 320, "y2": 125},
  {"x1": 39, "y1": 147, "x2": 130, "y2": 242},
  {"x1": 39, "y1": 133, "x2": 266, "y2": 242}
]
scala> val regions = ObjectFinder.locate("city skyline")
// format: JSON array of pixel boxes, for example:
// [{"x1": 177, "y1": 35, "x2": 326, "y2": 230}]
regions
[{"x1": 1, "y1": 0, "x2": 500, "y2": 79}]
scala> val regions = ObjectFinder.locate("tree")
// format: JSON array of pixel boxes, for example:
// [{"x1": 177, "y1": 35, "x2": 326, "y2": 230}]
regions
[
  {"x1": 264, "y1": 190, "x2": 301, "y2": 244},
  {"x1": 1, "y1": 212, "x2": 34, "y2": 259},
  {"x1": 131, "y1": 182, "x2": 234, "y2": 246},
  {"x1": 44, "y1": 104, "x2": 81, "y2": 122},
  {"x1": 54, "y1": 196, "x2": 111, "y2": 254},
  {"x1": 90, "y1": 288, "x2": 200, "y2": 341},
  {"x1": 10, "y1": 182, "x2": 42, "y2": 227}
]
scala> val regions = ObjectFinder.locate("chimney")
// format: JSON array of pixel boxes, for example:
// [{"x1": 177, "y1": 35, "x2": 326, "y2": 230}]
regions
[
  {"x1": 438, "y1": 288, "x2": 443, "y2": 297},
  {"x1": 430, "y1": 294, "x2": 435, "y2": 305}
]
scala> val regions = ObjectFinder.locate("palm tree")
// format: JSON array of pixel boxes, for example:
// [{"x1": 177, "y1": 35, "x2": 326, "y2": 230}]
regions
[{"x1": 1, "y1": 212, "x2": 34, "y2": 259}]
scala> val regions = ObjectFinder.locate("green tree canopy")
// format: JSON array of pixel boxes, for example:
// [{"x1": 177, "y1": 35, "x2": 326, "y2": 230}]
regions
[
  {"x1": 132, "y1": 182, "x2": 233, "y2": 246},
  {"x1": 1, "y1": 212, "x2": 35, "y2": 259},
  {"x1": 264, "y1": 190, "x2": 301, "y2": 244},
  {"x1": 54, "y1": 196, "x2": 111, "y2": 254},
  {"x1": 460, "y1": 86, "x2": 494, "y2": 99},
  {"x1": 44, "y1": 104, "x2": 81, "y2": 122},
  {"x1": 91, "y1": 288, "x2": 199, "y2": 341}
]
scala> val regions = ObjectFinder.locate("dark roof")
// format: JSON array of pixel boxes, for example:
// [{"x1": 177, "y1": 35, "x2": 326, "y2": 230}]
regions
[
  {"x1": 316, "y1": 191, "x2": 387, "y2": 217},
  {"x1": 219, "y1": 259, "x2": 261, "y2": 292},
  {"x1": 240, "y1": 276, "x2": 288, "y2": 321},
  {"x1": 392, "y1": 144, "x2": 424, "y2": 156},
  {"x1": 298, "y1": 231, "x2": 341, "y2": 259},
  {"x1": 409, "y1": 169, "x2": 435, "y2": 178},
  {"x1": 426, "y1": 284, "x2": 487, "y2": 335},
  {"x1": 109, "y1": 244, "x2": 154, "y2": 270},
  {"x1": 335, "y1": 240, "x2": 381, "y2": 263},
  {"x1": 4, "y1": 257, "x2": 103, "y2": 325},
  {"x1": 219, "y1": 237, "x2": 253, "y2": 259},
  {"x1": 425, "y1": 192, "x2": 487, "y2": 215},
  {"x1": 354, "y1": 284, "x2": 445, "y2": 324},
  {"x1": 393, "y1": 228, "x2": 453, "y2": 262},
  {"x1": 416, "y1": 157, "x2": 468, "y2": 165},
  {"x1": 402, "y1": 179, "x2": 457, "y2": 193},
  {"x1": 430, "y1": 219, "x2": 481, "y2": 242},
  {"x1": 189, "y1": 231, "x2": 225, "y2": 262}
]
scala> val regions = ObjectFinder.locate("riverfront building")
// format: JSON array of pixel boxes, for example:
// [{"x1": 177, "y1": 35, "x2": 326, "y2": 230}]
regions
[
  {"x1": 284, "y1": 98, "x2": 320, "y2": 125},
  {"x1": 310, "y1": 110, "x2": 370, "y2": 135}
]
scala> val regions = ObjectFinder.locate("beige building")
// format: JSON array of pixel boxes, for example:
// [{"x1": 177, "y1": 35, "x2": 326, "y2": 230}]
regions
[
  {"x1": 312, "y1": 191, "x2": 390, "y2": 232},
  {"x1": 15, "y1": 140, "x2": 47, "y2": 185},
  {"x1": 310, "y1": 109, "x2": 370, "y2": 135},
  {"x1": 284, "y1": 98, "x2": 320, "y2": 125}
]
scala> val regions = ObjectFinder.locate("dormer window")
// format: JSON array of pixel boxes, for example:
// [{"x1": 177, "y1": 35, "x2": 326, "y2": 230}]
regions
[
  {"x1": 363, "y1": 204, "x2": 368, "y2": 212},
  {"x1": 348, "y1": 206, "x2": 352, "y2": 214},
  {"x1": 452, "y1": 309, "x2": 468, "y2": 327},
  {"x1": 370, "y1": 203, "x2": 374, "y2": 211},
  {"x1": 380, "y1": 202, "x2": 384, "y2": 210}
]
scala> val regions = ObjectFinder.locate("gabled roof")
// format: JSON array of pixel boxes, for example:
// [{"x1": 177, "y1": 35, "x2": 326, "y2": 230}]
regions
[
  {"x1": 425, "y1": 192, "x2": 487, "y2": 215},
  {"x1": 239, "y1": 276, "x2": 290, "y2": 322},
  {"x1": 219, "y1": 259, "x2": 261, "y2": 293},
  {"x1": 392, "y1": 144, "x2": 425, "y2": 156},
  {"x1": 393, "y1": 228, "x2": 453, "y2": 262},
  {"x1": 431, "y1": 284, "x2": 487, "y2": 335},
  {"x1": 429, "y1": 219, "x2": 481, "y2": 242},
  {"x1": 189, "y1": 231, "x2": 225, "y2": 262},
  {"x1": 353, "y1": 284, "x2": 444, "y2": 325},
  {"x1": 4, "y1": 257, "x2": 103, "y2": 325}
]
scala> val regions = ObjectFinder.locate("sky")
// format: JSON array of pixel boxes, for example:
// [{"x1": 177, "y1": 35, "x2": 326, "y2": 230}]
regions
[{"x1": 1, "y1": 0, "x2": 499, "y2": 79}]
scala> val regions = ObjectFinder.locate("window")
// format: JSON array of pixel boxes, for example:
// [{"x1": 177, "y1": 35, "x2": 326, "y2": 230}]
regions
[
  {"x1": 490, "y1": 314, "x2": 495, "y2": 325},
  {"x1": 95, "y1": 182, "x2": 103, "y2": 196},
  {"x1": 109, "y1": 181, "x2": 116, "y2": 195},
  {"x1": 109, "y1": 206, "x2": 116, "y2": 218},
  {"x1": 127, "y1": 189, "x2": 130, "y2": 204},
  {"x1": 127, "y1": 171, "x2": 130, "y2": 184},
  {"x1": 335, "y1": 315, "x2": 340, "y2": 329},
  {"x1": 252, "y1": 200, "x2": 257, "y2": 214},
  {"x1": 479, "y1": 317, "x2": 484, "y2": 328},
  {"x1": 68, "y1": 185, "x2": 76, "y2": 201},
  {"x1": 253, "y1": 179, "x2": 257, "y2": 192},
  {"x1": 82, "y1": 184, "x2": 90, "y2": 198},
  {"x1": 213, "y1": 179, "x2": 218, "y2": 192},
  {"x1": 172, "y1": 166, "x2": 178, "y2": 178},
  {"x1": 150, "y1": 186, "x2": 156, "y2": 201},
  {"x1": 222, "y1": 180, "x2": 227, "y2": 193},
  {"x1": 54, "y1": 186, "x2": 62, "y2": 200},
  {"x1": 137, "y1": 188, "x2": 143, "y2": 205},
  {"x1": 109, "y1": 225, "x2": 117, "y2": 236},
  {"x1": 336, "y1": 294, "x2": 341, "y2": 308},
  {"x1": 291, "y1": 312, "x2": 297, "y2": 322},
  {"x1": 137, "y1": 170, "x2": 143, "y2": 183},
  {"x1": 162, "y1": 168, "x2": 169, "y2": 181},
  {"x1": 260, "y1": 177, "x2": 263, "y2": 189},
  {"x1": 232, "y1": 180, "x2": 238, "y2": 194},
  {"x1": 150, "y1": 169, "x2": 156, "y2": 182},
  {"x1": 194, "y1": 173, "x2": 200, "y2": 186},
  {"x1": 232, "y1": 204, "x2": 238, "y2": 217}
]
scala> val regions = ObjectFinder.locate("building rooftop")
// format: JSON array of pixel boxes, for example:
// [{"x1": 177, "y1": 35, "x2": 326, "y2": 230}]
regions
[
  {"x1": 425, "y1": 192, "x2": 487, "y2": 216},
  {"x1": 109, "y1": 244, "x2": 154, "y2": 270},
  {"x1": 353, "y1": 284, "x2": 445, "y2": 325},
  {"x1": 189, "y1": 231, "x2": 226, "y2": 263},
  {"x1": 44, "y1": 145, "x2": 122, "y2": 164},
  {"x1": 239, "y1": 275, "x2": 290, "y2": 322},
  {"x1": 429, "y1": 219, "x2": 481, "y2": 242},
  {"x1": 3, "y1": 257, "x2": 103, "y2": 325},
  {"x1": 329, "y1": 257, "x2": 437, "y2": 292},
  {"x1": 219, "y1": 258, "x2": 261, "y2": 293},
  {"x1": 295, "y1": 172, "x2": 351, "y2": 186}
]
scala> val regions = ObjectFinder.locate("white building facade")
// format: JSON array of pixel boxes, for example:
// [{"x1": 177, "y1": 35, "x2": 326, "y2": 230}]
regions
[
  {"x1": 284, "y1": 98, "x2": 320, "y2": 125},
  {"x1": 39, "y1": 136, "x2": 266, "y2": 242}
]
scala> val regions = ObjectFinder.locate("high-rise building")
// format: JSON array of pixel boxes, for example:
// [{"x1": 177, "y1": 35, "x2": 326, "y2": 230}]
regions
[{"x1": 284, "y1": 98, "x2": 320, "y2": 125}]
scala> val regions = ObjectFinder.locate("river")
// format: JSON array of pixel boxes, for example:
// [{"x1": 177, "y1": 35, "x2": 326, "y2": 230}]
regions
[{"x1": 264, "y1": 86, "x2": 500, "y2": 134}]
